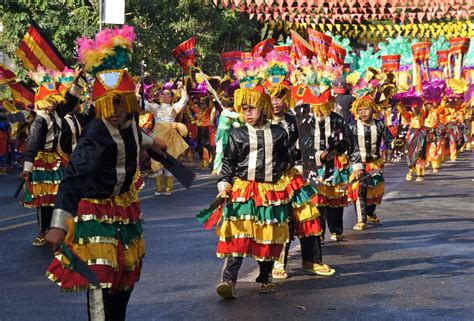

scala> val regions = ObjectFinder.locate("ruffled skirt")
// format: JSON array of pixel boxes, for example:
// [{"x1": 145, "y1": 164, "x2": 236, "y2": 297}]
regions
[
  {"x1": 46, "y1": 179, "x2": 145, "y2": 292},
  {"x1": 348, "y1": 159, "x2": 385, "y2": 206},
  {"x1": 23, "y1": 151, "x2": 66, "y2": 208}
]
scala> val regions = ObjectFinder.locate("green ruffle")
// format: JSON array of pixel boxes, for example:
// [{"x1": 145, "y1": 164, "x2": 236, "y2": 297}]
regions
[
  {"x1": 196, "y1": 207, "x2": 214, "y2": 224},
  {"x1": 74, "y1": 220, "x2": 143, "y2": 246},
  {"x1": 369, "y1": 174, "x2": 384, "y2": 187},
  {"x1": 316, "y1": 167, "x2": 351, "y2": 185},
  {"x1": 291, "y1": 184, "x2": 317, "y2": 207},
  {"x1": 31, "y1": 168, "x2": 64, "y2": 183},
  {"x1": 223, "y1": 199, "x2": 289, "y2": 224}
]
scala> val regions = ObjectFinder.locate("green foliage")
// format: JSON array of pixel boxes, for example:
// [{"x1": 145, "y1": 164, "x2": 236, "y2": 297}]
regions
[{"x1": 0, "y1": 0, "x2": 261, "y2": 80}]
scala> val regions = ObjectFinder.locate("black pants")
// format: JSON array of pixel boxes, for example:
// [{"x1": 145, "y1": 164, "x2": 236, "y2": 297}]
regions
[
  {"x1": 318, "y1": 206, "x2": 344, "y2": 237},
  {"x1": 87, "y1": 289, "x2": 132, "y2": 321},
  {"x1": 37, "y1": 206, "x2": 53, "y2": 232},
  {"x1": 300, "y1": 236, "x2": 323, "y2": 264},
  {"x1": 278, "y1": 206, "x2": 323, "y2": 269},
  {"x1": 196, "y1": 127, "x2": 212, "y2": 158},
  {"x1": 354, "y1": 175, "x2": 377, "y2": 223},
  {"x1": 221, "y1": 257, "x2": 274, "y2": 283}
]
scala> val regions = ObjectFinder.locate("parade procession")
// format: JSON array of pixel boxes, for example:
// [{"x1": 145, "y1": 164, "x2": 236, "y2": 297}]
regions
[{"x1": 0, "y1": 1, "x2": 473, "y2": 320}]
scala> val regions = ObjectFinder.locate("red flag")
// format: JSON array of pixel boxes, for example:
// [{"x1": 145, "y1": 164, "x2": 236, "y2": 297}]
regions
[
  {"x1": 16, "y1": 20, "x2": 68, "y2": 72},
  {"x1": 0, "y1": 64, "x2": 16, "y2": 84},
  {"x1": 251, "y1": 38, "x2": 275, "y2": 58},
  {"x1": 328, "y1": 43, "x2": 346, "y2": 66},
  {"x1": 411, "y1": 42, "x2": 431, "y2": 62},
  {"x1": 8, "y1": 81, "x2": 35, "y2": 110},
  {"x1": 241, "y1": 52, "x2": 254, "y2": 62},
  {"x1": 273, "y1": 45, "x2": 291, "y2": 56},
  {"x1": 290, "y1": 30, "x2": 315, "y2": 61},
  {"x1": 307, "y1": 28, "x2": 332, "y2": 61},
  {"x1": 449, "y1": 37, "x2": 470, "y2": 55},
  {"x1": 381, "y1": 55, "x2": 401, "y2": 72},
  {"x1": 437, "y1": 50, "x2": 449, "y2": 67},
  {"x1": 172, "y1": 37, "x2": 196, "y2": 72},
  {"x1": 220, "y1": 51, "x2": 242, "y2": 72}
]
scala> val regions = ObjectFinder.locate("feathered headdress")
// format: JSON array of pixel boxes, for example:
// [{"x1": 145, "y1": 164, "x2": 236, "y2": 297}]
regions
[
  {"x1": 290, "y1": 56, "x2": 342, "y2": 113},
  {"x1": 28, "y1": 66, "x2": 66, "y2": 111},
  {"x1": 76, "y1": 25, "x2": 137, "y2": 119},
  {"x1": 261, "y1": 50, "x2": 293, "y2": 109},
  {"x1": 52, "y1": 67, "x2": 75, "y2": 96},
  {"x1": 232, "y1": 57, "x2": 266, "y2": 89}
]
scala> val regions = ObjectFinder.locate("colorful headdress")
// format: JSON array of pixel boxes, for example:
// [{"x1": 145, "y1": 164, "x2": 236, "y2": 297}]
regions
[
  {"x1": 234, "y1": 86, "x2": 272, "y2": 119},
  {"x1": 52, "y1": 67, "x2": 75, "y2": 96},
  {"x1": 232, "y1": 57, "x2": 266, "y2": 89},
  {"x1": 262, "y1": 51, "x2": 293, "y2": 109},
  {"x1": 28, "y1": 66, "x2": 66, "y2": 111},
  {"x1": 391, "y1": 88, "x2": 423, "y2": 111},
  {"x1": 290, "y1": 56, "x2": 341, "y2": 110},
  {"x1": 76, "y1": 25, "x2": 137, "y2": 119}
]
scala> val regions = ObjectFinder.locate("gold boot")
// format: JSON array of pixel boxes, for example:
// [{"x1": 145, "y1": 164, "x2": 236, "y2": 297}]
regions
[
  {"x1": 154, "y1": 175, "x2": 163, "y2": 196},
  {"x1": 164, "y1": 176, "x2": 174, "y2": 195},
  {"x1": 415, "y1": 167, "x2": 424, "y2": 182},
  {"x1": 405, "y1": 168, "x2": 414, "y2": 181}
]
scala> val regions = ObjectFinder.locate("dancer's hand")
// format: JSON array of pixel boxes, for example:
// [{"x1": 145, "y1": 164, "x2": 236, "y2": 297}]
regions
[
  {"x1": 45, "y1": 228, "x2": 66, "y2": 253},
  {"x1": 353, "y1": 169, "x2": 363, "y2": 180},
  {"x1": 20, "y1": 171, "x2": 31, "y2": 181}
]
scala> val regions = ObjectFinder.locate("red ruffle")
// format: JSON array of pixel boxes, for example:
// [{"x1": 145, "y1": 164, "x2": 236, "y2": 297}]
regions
[
  {"x1": 33, "y1": 157, "x2": 64, "y2": 171},
  {"x1": 231, "y1": 174, "x2": 306, "y2": 207},
  {"x1": 217, "y1": 238, "x2": 283, "y2": 260},
  {"x1": 47, "y1": 258, "x2": 141, "y2": 291},
  {"x1": 24, "y1": 194, "x2": 56, "y2": 207},
  {"x1": 367, "y1": 195, "x2": 383, "y2": 205},
  {"x1": 77, "y1": 200, "x2": 142, "y2": 222},
  {"x1": 295, "y1": 219, "x2": 322, "y2": 238},
  {"x1": 312, "y1": 194, "x2": 349, "y2": 207}
]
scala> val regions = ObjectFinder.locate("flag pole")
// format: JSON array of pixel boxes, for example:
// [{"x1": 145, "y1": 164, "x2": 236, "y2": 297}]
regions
[{"x1": 99, "y1": 0, "x2": 103, "y2": 31}]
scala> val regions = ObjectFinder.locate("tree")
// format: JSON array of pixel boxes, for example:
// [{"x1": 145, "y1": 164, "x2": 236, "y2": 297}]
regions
[{"x1": 0, "y1": 0, "x2": 262, "y2": 80}]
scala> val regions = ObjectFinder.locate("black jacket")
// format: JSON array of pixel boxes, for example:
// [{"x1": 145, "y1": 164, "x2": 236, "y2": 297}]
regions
[
  {"x1": 346, "y1": 119, "x2": 394, "y2": 170},
  {"x1": 23, "y1": 92, "x2": 79, "y2": 164},
  {"x1": 219, "y1": 122, "x2": 293, "y2": 185}
]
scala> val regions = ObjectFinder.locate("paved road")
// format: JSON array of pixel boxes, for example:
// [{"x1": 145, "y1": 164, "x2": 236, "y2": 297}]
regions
[{"x1": 0, "y1": 152, "x2": 472, "y2": 321}]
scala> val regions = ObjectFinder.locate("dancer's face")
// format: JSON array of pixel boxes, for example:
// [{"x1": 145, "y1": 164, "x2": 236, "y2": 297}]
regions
[
  {"x1": 107, "y1": 95, "x2": 128, "y2": 126},
  {"x1": 272, "y1": 97, "x2": 286, "y2": 117},
  {"x1": 161, "y1": 90, "x2": 174, "y2": 104},
  {"x1": 242, "y1": 105, "x2": 264, "y2": 126},
  {"x1": 358, "y1": 107, "x2": 373, "y2": 123}
]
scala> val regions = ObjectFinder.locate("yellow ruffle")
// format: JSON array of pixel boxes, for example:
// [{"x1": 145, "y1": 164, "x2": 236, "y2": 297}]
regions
[
  {"x1": 35, "y1": 151, "x2": 61, "y2": 164},
  {"x1": 293, "y1": 203, "x2": 320, "y2": 223},
  {"x1": 232, "y1": 168, "x2": 300, "y2": 205},
  {"x1": 123, "y1": 237, "x2": 145, "y2": 271},
  {"x1": 68, "y1": 235, "x2": 145, "y2": 271},
  {"x1": 30, "y1": 183, "x2": 59, "y2": 196},
  {"x1": 316, "y1": 185, "x2": 347, "y2": 198},
  {"x1": 367, "y1": 181, "x2": 385, "y2": 198},
  {"x1": 217, "y1": 220, "x2": 289, "y2": 245},
  {"x1": 83, "y1": 180, "x2": 140, "y2": 207}
]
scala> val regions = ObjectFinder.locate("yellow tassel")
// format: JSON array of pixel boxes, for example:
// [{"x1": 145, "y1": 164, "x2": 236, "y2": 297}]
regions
[
  {"x1": 35, "y1": 94, "x2": 67, "y2": 111},
  {"x1": 94, "y1": 92, "x2": 138, "y2": 119},
  {"x1": 234, "y1": 88, "x2": 273, "y2": 119}
]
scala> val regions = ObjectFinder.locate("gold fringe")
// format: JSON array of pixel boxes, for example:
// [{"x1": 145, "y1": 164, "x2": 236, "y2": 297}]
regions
[
  {"x1": 35, "y1": 94, "x2": 67, "y2": 111},
  {"x1": 234, "y1": 88, "x2": 273, "y2": 119},
  {"x1": 311, "y1": 101, "x2": 333, "y2": 117},
  {"x1": 268, "y1": 84, "x2": 293, "y2": 110},
  {"x1": 94, "y1": 91, "x2": 139, "y2": 119}
]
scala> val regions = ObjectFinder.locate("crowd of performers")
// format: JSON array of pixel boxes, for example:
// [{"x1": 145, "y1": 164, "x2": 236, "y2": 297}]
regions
[{"x1": 0, "y1": 23, "x2": 471, "y2": 319}]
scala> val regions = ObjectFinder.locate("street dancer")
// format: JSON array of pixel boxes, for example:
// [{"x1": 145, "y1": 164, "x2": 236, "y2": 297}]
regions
[
  {"x1": 45, "y1": 25, "x2": 167, "y2": 321},
  {"x1": 22, "y1": 66, "x2": 82, "y2": 247},
  {"x1": 347, "y1": 95, "x2": 394, "y2": 230}
]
